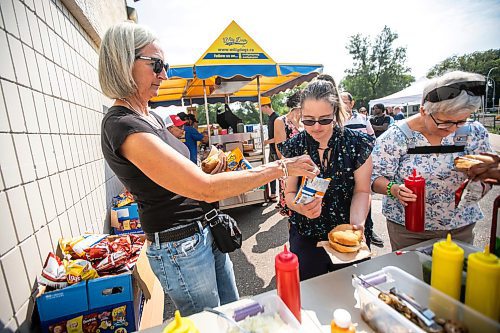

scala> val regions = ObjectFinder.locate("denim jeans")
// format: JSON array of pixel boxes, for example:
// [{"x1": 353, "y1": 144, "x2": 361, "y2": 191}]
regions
[{"x1": 146, "y1": 221, "x2": 239, "y2": 318}]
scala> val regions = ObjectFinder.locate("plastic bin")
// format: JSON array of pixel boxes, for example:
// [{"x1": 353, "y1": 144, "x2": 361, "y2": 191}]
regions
[
  {"x1": 353, "y1": 266, "x2": 500, "y2": 333},
  {"x1": 219, "y1": 294, "x2": 303, "y2": 332}
]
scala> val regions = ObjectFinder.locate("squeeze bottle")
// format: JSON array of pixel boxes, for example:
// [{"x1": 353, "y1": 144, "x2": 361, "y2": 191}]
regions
[
  {"x1": 431, "y1": 234, "x2": 464, "y2": 300},
  {"x1": 163, "y1": 310, "x2": 199, "y2": 333},
  {"x1": 404, "y1": 169, "x2": 425, "y2": 232},
  {"x1": 331, "y1": 309, "x2": 356, "y2": 333},
  {"x1": 465, "y1": 246, "x2": 500, "y2": 321},
  {"x1": 275, "y1": 245, "x2": 301, "y2": 322}
]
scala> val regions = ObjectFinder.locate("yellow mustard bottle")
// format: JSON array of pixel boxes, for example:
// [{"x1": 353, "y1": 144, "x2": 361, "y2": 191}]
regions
[
  {"x1": 163, "y1": 310, "x2": 200, "y2": 333},
  {"x1": 431, "y1": 233, "x2": 464, "y2": 300},
  {"x1": 465, "y1": 246, "x2": 500, "y2": 321}
]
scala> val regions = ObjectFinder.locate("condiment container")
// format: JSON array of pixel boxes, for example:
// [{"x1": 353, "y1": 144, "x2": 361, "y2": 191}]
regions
[
  {"x1": 465, "y1": 246, "x2": 500, "y2": 321},
  {"x1": 431, "y1": 233, "x2": 464, "y2": 300},
  {"x1": 275, "y1": 245, "x2": 301, "y2": 322},
  {"x1": 404, "y1": 169, "x2": 425, "y2": 232}
]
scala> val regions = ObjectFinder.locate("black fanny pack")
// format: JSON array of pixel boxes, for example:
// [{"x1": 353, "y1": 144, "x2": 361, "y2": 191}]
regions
[{"x1": 200, "y1": 202, "x2": 242, "y2": 253}]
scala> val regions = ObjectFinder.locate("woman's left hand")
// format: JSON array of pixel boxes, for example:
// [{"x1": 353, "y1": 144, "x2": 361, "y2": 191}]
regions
[
  {"x1": 210, "y1": 151, "x2": 227, "y2": 174},
  {"x1": 393, "y1": 183, "x2": 417, "y2": 207}
]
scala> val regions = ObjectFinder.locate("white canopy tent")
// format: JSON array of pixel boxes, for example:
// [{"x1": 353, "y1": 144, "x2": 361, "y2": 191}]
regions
[{"x1": 369, "y1": 77, "x2": 430, "y2": 112}]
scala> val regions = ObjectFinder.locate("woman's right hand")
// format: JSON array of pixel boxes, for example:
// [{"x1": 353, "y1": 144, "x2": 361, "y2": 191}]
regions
[
  {"x1": 282, "y1": 155, "x2": 320, "y2": 179},
  {"x1": 392, "y1": 183, "x2": 416, "y2": 207},
  {"x1": 292, "y1": 197, "x2": 322, "y2": 219}
]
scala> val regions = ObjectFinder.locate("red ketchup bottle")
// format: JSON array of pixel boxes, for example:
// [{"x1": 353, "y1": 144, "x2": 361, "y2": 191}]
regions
[
  {"x1": 404, "y1": 169, "x2": 425, "y2": 232},
  {"x1": 275, "y1": 245, "x2": 301, "y2": 322}
]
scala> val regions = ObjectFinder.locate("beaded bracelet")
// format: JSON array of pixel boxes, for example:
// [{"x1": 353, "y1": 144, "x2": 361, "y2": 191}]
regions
[
  {"x1": 277, "y1": 160, "x2": 289, "y2": 179},
  {"x1": 386, "y1": 181, "x2": 396, "y2": 198}
]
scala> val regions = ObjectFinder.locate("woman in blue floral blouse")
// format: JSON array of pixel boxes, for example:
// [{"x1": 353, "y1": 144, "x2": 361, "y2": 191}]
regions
[
  {"x1": 279, "y1": 79, "x2": 374, "y2": 281},
  {"x1": 371, "y1": 71, "x2": 492, "y2": 251}
]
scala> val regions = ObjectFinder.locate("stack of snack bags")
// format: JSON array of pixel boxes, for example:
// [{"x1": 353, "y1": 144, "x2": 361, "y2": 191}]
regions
[
  {"x1": 112, "y1": 191, "x2": 134, "y2": 208},
  {"x1": 38, "y1": 234, "x2": 144, "y2": 290}
]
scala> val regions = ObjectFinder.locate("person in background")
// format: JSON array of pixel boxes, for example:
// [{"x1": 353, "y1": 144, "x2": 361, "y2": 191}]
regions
[
  {"x1": 99, "y1": 22, "x2": 319, "y2": 318},
  {"x1": 178, "y1": 112, "x2": 207, "y2": 164},
  {"x1": 274, "y1": 91, "x2": 303, "y2": 215},
  {"x1": 188, "y1": 113, "x2": 199, "y2": 130},
  {"x1": 370, "y1": 103, "x2": 393, "y2": 137},
  {"x1": 341, "y1": 91, "x2": 382, "y2": 248},
  {"x1": 279, "y1": 79, "x2": 374, "y2": 280},
  {"x1": 359, "y1": 106, "x2": 368, "y2": 117},
  {"x1": 393, "y1": 105, "x2": 405, "y2": 121},
  {"x1": 167, "y1": 114, "x2": 185, "y2": 139},
  {"x1": 262, "y1": 96, "x2": 279, "y2": 202},
  {"x1": 371, "y1": 71, "x2": 492, "y2": 250}
]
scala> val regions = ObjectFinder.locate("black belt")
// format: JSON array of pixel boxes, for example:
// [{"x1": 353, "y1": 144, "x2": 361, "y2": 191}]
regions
[{"x1": 146, "y1": 219, "x2": 209, "y2": 243}]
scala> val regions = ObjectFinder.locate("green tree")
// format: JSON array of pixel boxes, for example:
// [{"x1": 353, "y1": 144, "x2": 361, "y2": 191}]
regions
[
  {"x1": 427, "y1": 49, "x2": 500, "y2": 79},
  {"x1": 341, "y1": 26, "x2": 415, "y2": 108}
]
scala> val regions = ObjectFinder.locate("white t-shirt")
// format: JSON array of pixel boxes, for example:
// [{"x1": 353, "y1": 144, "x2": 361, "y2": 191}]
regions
[{"x1": 345, "y1": 112, "x2": 375, "y2": 137}]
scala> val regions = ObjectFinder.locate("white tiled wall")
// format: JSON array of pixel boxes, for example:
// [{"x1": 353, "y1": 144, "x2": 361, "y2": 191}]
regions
[{"x1": 0, "y1": 0, "x2": 126, "y2": 330}]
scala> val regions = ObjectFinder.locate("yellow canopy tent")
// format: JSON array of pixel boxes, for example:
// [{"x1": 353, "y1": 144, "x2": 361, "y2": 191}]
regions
[
  {"x1": 149, "y1": 20, "x2": 323, "y2": 147},
  {"x1": 149, "y1": 21, "x2": 323, "y2": 107}
]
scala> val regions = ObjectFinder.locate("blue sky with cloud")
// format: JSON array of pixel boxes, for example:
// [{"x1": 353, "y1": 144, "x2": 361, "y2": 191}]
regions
[{"x1": 128, "y1": 0, "x2": 500, "y2": 82}]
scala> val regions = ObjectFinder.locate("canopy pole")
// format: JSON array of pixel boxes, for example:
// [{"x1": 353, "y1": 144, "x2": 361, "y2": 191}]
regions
[
  {"x1": 257, "y1": 76, "x2": 264, "y2": 156},
  {"x1": 406, "y1": 102, "x2": 409, "y2": 118},
  {"x1": 203, "y1": 80, "x2": 211, "y2": 146}
]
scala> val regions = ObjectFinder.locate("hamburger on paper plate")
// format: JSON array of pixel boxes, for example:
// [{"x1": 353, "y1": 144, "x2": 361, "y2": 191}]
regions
[{"x1": 328, "y1": 224, "x2": 363, "y2": 253}]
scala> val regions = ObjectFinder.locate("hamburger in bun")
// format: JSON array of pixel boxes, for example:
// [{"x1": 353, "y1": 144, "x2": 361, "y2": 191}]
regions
[
  {"x1": 201, "y1": 146, "x2": 222, "y2": 173},
  {"x1": 454, "y1": 154, "x2": 495, "y2": 172},
  {"x1": 328, "y1": 224, "x2": 363, "y2": 253}
]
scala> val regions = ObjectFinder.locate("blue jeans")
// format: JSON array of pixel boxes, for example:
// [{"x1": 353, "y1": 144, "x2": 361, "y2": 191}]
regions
[{"x1": 146, "y1": 221, "x2": 239, "y2": 318}]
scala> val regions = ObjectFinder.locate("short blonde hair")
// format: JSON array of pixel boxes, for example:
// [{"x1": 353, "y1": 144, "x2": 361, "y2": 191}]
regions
[{"x1": 98, "y1": 21, "x2": 158, "y2": 99}]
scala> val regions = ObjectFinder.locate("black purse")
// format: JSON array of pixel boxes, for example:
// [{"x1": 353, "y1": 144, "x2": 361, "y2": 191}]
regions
[{"x1": 200, "y1": 202, "x2": 242, "y2": 253}]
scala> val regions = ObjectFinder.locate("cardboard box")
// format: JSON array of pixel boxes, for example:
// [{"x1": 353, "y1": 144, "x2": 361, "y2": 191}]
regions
[
  {"x1": 111, "y1": 203, "x2": 143, "y2": 235},
  {"x1": 36, "y1": 241, "x2": 164, "y2": 332}
]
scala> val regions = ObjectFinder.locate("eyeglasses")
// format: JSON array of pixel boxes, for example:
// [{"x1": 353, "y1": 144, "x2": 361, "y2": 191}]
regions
[
  {"x1": 135, "y1": 56, "x2": 169, "y2": 74},
  {"x1": 423, "y1": 81, "x2": 485, "y2": 103},
  {"x1": 429, "y1": 113, "x2": 469, "y2": 129},
  {"x1": 302, "y1": 118, "x2": 335, "y2": 126}
]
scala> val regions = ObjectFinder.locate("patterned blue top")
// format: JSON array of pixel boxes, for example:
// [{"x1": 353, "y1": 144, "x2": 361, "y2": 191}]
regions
[
  {"x1": 279, "y1": 127, "x2": 374, "y2": 240},
  {"x1": 371, "y1": 121, "x2": 492, "y2": 230}
]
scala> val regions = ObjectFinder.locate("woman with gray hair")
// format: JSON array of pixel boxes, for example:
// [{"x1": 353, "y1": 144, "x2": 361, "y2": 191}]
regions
[
  {"x1": 99, "y1": 22, "x2": 318, "y2": 317},
  {"x1": 371, "y1": 71, "x2": 492, "y2": 250}
]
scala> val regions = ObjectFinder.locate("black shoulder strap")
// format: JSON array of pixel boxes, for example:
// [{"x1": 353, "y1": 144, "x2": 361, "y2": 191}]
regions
[{"x1": 407, "y1": 145, "x2": 465, "y2": 154}]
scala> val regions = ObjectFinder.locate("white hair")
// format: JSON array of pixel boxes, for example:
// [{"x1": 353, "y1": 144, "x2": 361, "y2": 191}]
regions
[
  {"x1": 422, "y1": 90, "x2": 481, "y2": 116},
  {"x1": 98, "y1": 21, "x2": 158, "y2": 99}
]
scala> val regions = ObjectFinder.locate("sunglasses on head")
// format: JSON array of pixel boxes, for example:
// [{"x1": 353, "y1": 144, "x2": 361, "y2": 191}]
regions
[
  {"x1": 423, "y1": 81, "x2": 485, "y2": 103},
  {"x1": 136, "y1": 56, "x2": 169, "y2": 74},
  {"x1": 302, "y1": 118, "x2": 335, "y2": 126}
]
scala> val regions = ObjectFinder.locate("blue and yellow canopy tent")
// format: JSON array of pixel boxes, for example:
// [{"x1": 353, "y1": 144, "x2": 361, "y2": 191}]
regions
[{"x1": 149, "y1": 20, "x2": 323, "y2": 145}]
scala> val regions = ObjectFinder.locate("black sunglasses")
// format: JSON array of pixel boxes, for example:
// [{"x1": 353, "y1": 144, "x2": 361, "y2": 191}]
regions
[
  {"x1": 302, "y1": 118, "x2": 335, "y2": 126},
  {"x1": 423, "y1": 81, "x2": 485, "y2": 103},
  {"x1": 136, "y1": 56, "x2": 169, "y2": 74}
]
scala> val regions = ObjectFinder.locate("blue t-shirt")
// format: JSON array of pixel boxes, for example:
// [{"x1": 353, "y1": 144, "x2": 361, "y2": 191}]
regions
[{"x1": 184, "y1": 126, "x2": 204, "y2": 163}]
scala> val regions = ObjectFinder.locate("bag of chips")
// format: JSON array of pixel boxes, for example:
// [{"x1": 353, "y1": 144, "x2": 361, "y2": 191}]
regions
[
  {"x1": 294, "y1": 176, "x2": 331, "y2": 205},
  {"x1": 226, "y1": 147, "x2": 252, "y2": 171}
]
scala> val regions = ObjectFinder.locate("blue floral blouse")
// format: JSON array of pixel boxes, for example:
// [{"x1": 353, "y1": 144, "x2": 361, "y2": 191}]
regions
[
  {"x1": 278, "y1": 127, "x2": 374, "y2": 240},
  {"x1": 371, "y1": 121, "x2": 492, "y2": 230}
]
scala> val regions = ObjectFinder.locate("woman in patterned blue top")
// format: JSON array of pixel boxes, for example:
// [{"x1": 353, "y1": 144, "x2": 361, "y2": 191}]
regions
[
  {"x1": 371, "y1": 71, "x2": 492, "y2": 251},
  {"x1": 279, "y1": 79, "x2": 374, "y2": 280}
]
